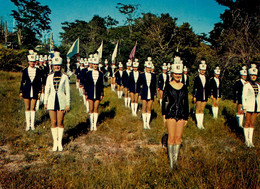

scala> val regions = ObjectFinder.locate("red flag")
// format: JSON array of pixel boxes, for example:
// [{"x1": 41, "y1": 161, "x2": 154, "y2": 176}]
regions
[{"x1": 129, "y1": 41, "x2": 137, "y2": 60}]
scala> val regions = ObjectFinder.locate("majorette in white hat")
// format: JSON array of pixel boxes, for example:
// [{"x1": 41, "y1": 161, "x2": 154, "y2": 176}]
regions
[
  {"x1": 199, "y1": 60, "x2": 207, "y2": 70},
  {"x1": 79, "y1": 58, "x2": 84, "y2": 64},
  {"x1": 133, "y1": 59, "x2": 139, "y2": 68},
  {"x1": 240, "y1": 66, "x2": 247, "y2": 76},
  {"x1": 248, "y1": 64, "x2": 258, "y2": 75},
  {"x1": 52, "y1": 52, "x2": 62, "y2": 65},
  {"x1": 126, "y1": 59, "x2": 132, "y2": 67},
  {"x1": 183, "y1": 66, "x2": 188, "y2": 72},
  {"x1": 27, "y1": 54, "x2": 36, "y2": 62},
  {"x1": 92, "y1": 53, "x2": 99, "y2": 64},
  {"x1": 171, "y1": 56, "x2": 183, "y2": 74},
  {"x1": 214, "y1": 66, "x2": 221, "y2": 75},
  {"x1": 162, "y1": 63, "x2": 167, "y2": 70},
  {"x1": 118, "y1": 62, "x2": 123, "y2": 68}
]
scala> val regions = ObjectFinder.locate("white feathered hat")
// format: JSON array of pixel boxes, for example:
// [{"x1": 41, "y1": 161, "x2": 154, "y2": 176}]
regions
[
  {"x1": 248, "y1": 64, "x2": 258, "y2": 75},
  {"x1": 199, "y1": 60, "x2": 207, "y2": 70},
  {"x1": 240, "y1": 66, "x2": 247, "y2": 76}
]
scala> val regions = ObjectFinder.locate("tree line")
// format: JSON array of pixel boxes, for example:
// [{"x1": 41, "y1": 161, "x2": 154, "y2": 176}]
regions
[{"x1": 2, "y1": 0, "x2": 260, "y2": 99}]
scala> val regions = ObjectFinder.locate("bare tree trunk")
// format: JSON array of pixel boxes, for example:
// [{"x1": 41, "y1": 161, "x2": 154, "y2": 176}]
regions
[{"x1": 5, "y1": 21, "x2": 7, "y2": 43}]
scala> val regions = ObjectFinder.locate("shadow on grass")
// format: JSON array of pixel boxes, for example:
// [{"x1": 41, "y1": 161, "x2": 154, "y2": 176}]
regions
[
  {"x1": 222, "y1": 107, "x2": 244, "y2": 141},
  {"x1": 98, "y1": 107, "x2": 116, "y2": 124},
  {"x1": 99, "y1": 100, "x2": 110, "y2": 108},
  {"x1": 63, "y1": 119, "x2": 89, "y2": 145},
  {"x1": 151, "y1": 109, "x2": 157, "y2": 122},
  {"x1": 63, "y1": 107, "x2": 116, "y2": 144},
  {"x1": 36, "y1": 112, "x2": 49, "y2": 127}
]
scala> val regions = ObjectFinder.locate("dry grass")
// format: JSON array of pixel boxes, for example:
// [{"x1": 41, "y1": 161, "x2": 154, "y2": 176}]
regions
[{"x1": 0, "y1": 71, "x2": 259, "y2": 188}]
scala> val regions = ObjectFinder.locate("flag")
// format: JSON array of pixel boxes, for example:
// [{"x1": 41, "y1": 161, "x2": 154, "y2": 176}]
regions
[
  {"x1": 97, "y1": 41, "x2": 103, "y2": 59},
  {"x1": 129, "y1": 41, "x2": 137, "y2": 60},
  {"x1": 49, "y1": 32, "x2": 54, "y2": 53},
  {"x1": 67, "y1": 38, "x2": 79, "y2": 58},
  {"x1": 111, "y1": 41, "x2": 118, "y2": 63}
]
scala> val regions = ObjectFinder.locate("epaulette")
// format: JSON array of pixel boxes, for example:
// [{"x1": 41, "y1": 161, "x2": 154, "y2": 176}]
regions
[
  {"x1": 236, "y1": 79, "x2": 240, "y2": 81},
  {"x1": 245, "y1": 81, "x2": 249, "y2": 84},
  {"x1": 48, "y1": 72, "x2": 54, "y2": 76},
  {"x1": 140, "y1": 71, "x2": 144, "y2": 74}
]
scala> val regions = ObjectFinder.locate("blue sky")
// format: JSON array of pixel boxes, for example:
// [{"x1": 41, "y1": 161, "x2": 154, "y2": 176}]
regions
[{"x1": 1, "y1": 0, "x2": 227, "y2": 46}]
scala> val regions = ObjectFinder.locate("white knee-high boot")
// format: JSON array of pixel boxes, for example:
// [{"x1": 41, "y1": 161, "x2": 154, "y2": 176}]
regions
[
  {"x1": 159, "y1": 99, "x2": 162, "y2": 107},
  {"x1": 168, "y1": 145, "x2": 174, "y2": 170},
  {"x1": 174, "y1": 145, "x2": 180, "y2": 164},
  {"x1": 212, "y1": 107, "x2": 217, "y2": 119},
  {"x1": 128, "y1": 97, "x2": 131, "y2": 108},
  {"x1": 248, "y1": 128, "x2": 254, "y2": 147},
  {"x1": 131, "y1": 103, "x2": 135, "y2": 116},
  {"x1": 35, "y1": 100, "x2": 40, "y2": 111},
  {"x1": 89, "y1": 113, "x2": 94, "y2": 131},
  {"x1": 86, "y1": 100, "x2": 89, "y2": 113},
  {"x1": 57, "y1": 127, "x2": 64, "y2": 151},
  {"x1": 243, "y1": 128, "x2": 250, "y2": 147},
  {"x1": 134, "y1": 103, "x2": 138, "y2": 116},
  {"x1": 25, "y1": 111, "x2": 31, "y2": 131},
  {"x1": 117, "y1": 91, "x2": 120, "y2": 98},
  {"x1": 146, "y1": 113, "x2": 151, "y2": 129},
  {"x1": 200, "y1": 114, "x2": 205, "y2": 129},
  {"x1": 30, "y1": 111, "x2": 36, "y2": 130},
  {"x1": 239, "y1": 114, "x2": 244, "y2": 128},
  {"x1": 142, "y1": 113, "x2": 147, "y2": 129},
  {"x1": 124, "y1": 98, "x2": 128, "y2": 107},
  {"x1": 215, "y1": 107, "x2": 219, "y2": 119},
  {"x1": 195, "y1": 114, "x2": 201, "y2": 129},
  {"x1": 51, "y1": 127, "x2": 58, "y2": 151},
  {"x1": 93, "y1": 113, "x2": 98, "y2": 131}
]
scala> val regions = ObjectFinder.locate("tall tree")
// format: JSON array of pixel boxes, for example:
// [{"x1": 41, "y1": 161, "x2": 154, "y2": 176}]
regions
[{"x1": 11, "y1": 0, "x2": 51, "y2": 47}]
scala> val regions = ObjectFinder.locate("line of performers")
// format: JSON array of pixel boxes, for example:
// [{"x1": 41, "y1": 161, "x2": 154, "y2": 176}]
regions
[{"x1": 20, "y1": 50, "x2": 259, "y2": 168}]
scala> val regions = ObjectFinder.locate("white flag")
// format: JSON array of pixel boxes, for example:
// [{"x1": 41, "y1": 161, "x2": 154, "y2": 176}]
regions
[
  {"x1": 67, "y1": 38, "x2": 79, "y2": 58},
  {"x1": 111, "y1": 41, "x2": 118, "y2": 63},
  {"x1": 97, "y1": 41, "x2": 103, "y2": 59}
]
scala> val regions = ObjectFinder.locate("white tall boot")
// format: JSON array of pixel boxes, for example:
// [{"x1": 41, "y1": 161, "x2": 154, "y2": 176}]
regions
[
  {"x1": 57, "y1": 127, "x2": 64, "y2": 151},
  {"x1": 51, "y1": 127, "x2": 58, "y2": 151},
  {"x1": 25, "y1": 111, "x2": 30, "y2": 131},
  {"x1": 168, "y1": 145, "x2": 174, "y2": 170},
  {"x1": 248, "y1": 128, "x2": 255, "y2": 147},
  {"x1": 89, "y1": 113, "x2": 94, "y2": 131},
  {"x1": 159, "y1": 99, "x2": 162, "y2": 107},
  {"x1": 128, "y1": 97, "x2": 131, "y2": 108},
  {"x1": 200, "y1": 114, "x2": 205, "y2": 129},
  {"x1": 212, "y1": 107, "x2": 217, "y2": 119},
  {"x1": 35, "y1": 100, "x2": 40, "y2": 111},
  {"x1": 134, "y1": 103, "x2": 138, "y2": 116},
  {"x1": 93, "y1": 113, "x2": 98, "y2": 131},
  {"x1": 86, "y1": 100, "x2": 89, "y2": 113},
  {"x1": 120, "y1": 91, "x2": 123, "y2": 98},
  {"x1": 131, "y1": 103, "x2": 135, "y2": 116},
  {"x1": 243, "y1": 128, "x2": 250, "y2": 147},
  {"x1": 117, "y1": 91, "x2": 120, "y2": 98},
  {"x1": 30, "y1": 111, "x2": 36, "y2": 130},
  {"x1": 215, "y1": 107, "x2": 219, "y2": 119},
  {"x1": 174, "y1": 145, "x2": 180, "y2": 164},
  {"x1": 146, "y1": 113, "x2": 151, "y2": 129},
  {"x1": 239, "y1": 115, "x2": 244, "y2": 128},
  {"x1": 142, "y1": 113, "x2": 147, "y2": 129},
  {"x1": 195, "y1": 114, "x2": 201, "y2": 129},
  {"x1": 124, "y1": 98, "x2": 128, "y2": 107}
]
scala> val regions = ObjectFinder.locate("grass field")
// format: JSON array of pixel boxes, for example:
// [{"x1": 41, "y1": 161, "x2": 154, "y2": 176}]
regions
[{"x1": 0, "y1": 71, "x2": 259, "y2": 188}]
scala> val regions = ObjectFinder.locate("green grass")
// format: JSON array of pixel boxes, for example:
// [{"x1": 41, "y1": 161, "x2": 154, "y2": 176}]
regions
[{"x1": 0, "y1": 70, "x2": 259, "y2": 188}]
